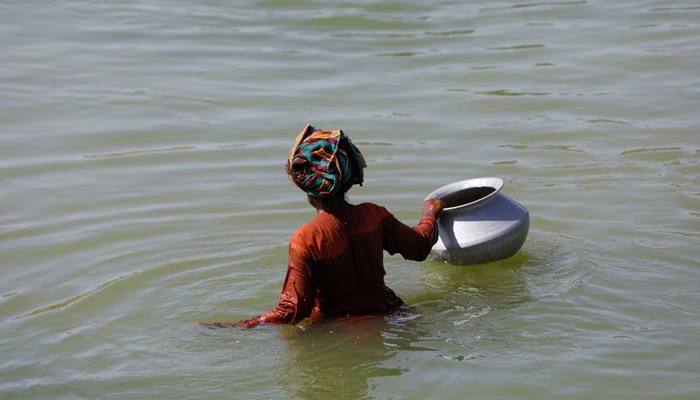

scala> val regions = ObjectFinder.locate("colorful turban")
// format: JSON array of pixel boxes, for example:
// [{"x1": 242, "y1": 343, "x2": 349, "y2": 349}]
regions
[{"x1": 286, "y1": 124, "x2": 367, "y2": 198}]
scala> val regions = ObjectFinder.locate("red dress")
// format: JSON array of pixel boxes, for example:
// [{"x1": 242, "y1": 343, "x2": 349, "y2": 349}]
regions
[{"x1": 244, "y1": 203, "x2": 438, "y2": 327}]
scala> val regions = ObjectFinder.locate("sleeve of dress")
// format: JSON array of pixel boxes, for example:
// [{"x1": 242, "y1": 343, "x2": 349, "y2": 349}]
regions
[
  {"x1": 382, "y1": 209, "x2": 439, "y2": 262},
  {"x1": 249, "y1": 236, "x2": 316, "y2": 326}
]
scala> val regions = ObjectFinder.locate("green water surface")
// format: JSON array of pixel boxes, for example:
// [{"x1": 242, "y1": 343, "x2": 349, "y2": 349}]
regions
[{"x1": 1, "y1": 1, "x2": 699, "y2": 399}]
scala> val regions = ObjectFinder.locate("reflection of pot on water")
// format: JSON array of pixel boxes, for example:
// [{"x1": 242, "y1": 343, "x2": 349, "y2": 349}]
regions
[{"x1": 425, "y1": 177, "x2": 529, "y2": 265}]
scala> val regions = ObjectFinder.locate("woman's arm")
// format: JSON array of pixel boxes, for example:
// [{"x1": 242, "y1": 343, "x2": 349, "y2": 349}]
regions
[
  {"x1": 202, "y1": 246, "x2": 315, "y2": 329},
  {"x1": 241, "y1": 248, "x2": 315, "y2": 327},
  {"x1": 382, "y1": 199, "x2": 444, "y2": 261}
]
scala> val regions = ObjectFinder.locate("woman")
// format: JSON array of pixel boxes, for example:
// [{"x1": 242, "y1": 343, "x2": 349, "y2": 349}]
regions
[{"x1": 208, "y1": 124, "x2": 444, "y2": 328}]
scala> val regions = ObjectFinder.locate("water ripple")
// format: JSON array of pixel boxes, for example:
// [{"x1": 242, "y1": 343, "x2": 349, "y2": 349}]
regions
[
  {"x1": 12, "y1": 271, "x2": 141, "y2": 320},
  {"x1": 83, "y1": 146, "x2": 195, "y2": 159},
  {"x1": 488, "y1": 44, "x2": 546, "y2": 50},
  {"x1": 620, "y1": 147, "x2": 685, "y2": 156},
  {"x1": 481, "y1": 1, "x2": 587, "y2": 10},
  {"x1": 499, "y1": 144, "x2": 585, "y2": 153},
  {"x1": 476, "y1": 89, "x2": 550, "y2": 96},
  {"x1": 650, "y1": 6, "x2": 700, "y2": 12},
  {"x1": 425, "y1": 30, "x2": 475, "y2": 36}
]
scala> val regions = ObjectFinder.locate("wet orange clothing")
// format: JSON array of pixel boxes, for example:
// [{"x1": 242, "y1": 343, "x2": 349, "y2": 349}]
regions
[{"x1": 246, "y1": 203, "x2": 438, "y2": 326}]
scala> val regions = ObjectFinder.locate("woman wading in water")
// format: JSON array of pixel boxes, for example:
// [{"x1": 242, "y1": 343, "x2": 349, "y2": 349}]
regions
[{"x1": 205, "y1": 124, "x2": 444, "y2": 328}]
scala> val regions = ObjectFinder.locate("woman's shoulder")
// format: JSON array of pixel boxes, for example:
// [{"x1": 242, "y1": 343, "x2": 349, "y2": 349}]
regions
[
  {"x1": 289, "y1": 219, "x2": 322, "y2": 256},
  {"x1": 291, "y1": 213, "x2": 337, "y2": 240},
  {"x1": 354, "y1": 202, "x2": 393, "y2": 218},
  {"x1": 356, "y1": 203, "x2": 392, "y2": 220},
  {"x1": 292, "y1": 218, "x2": 320, "y2": 238}
]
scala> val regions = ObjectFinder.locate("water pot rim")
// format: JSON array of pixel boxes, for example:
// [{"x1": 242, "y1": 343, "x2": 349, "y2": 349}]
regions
[{"x1": 425, "y1": 177, "x2": 504, "y2": 212}]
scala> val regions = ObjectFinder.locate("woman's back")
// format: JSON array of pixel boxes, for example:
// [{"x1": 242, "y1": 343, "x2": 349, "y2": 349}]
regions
[{"x1": 293, "y1": 203, "x2": 402, "y2": 318}]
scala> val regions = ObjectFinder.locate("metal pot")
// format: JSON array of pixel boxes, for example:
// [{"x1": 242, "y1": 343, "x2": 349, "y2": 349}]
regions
[{"x1": 425, "y1": 177, "x2": 529, "y2": 265}]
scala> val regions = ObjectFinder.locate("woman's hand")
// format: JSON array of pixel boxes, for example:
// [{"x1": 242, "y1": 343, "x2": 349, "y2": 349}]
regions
[
  {"x1": 198, "y1": 316, "x2": 263, "y2": 329},
  {"x1": 236, "y1": 316, "x2": 263, "y2": 329},
  {"x1": 422, "y1": 198, "x2": 446, "y2": 219}
]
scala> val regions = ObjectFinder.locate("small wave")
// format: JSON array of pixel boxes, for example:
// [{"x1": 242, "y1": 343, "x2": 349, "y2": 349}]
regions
[
  {"x1": 12, "y1": 271, "x2": 140, "y2": 320},
  {"x1": 274, "y1": 49, "x2": 301, "y2": 54},
  {"x1": 476, "y1": 89, "x2": 550, "y2": 96},
  {"x1": 620, "y1": 147, "x2": 684, "y2": 156},
  {"x1": 631, "y1": 228, "x2": 700, "y2": 249},
  {"x1": 541, "y1": 162, "x2": 604, "y2": 170},
  {"x1": 657, "y1": 291, "x2": 700, "y2": 316},
  {"x1": 488, "y1": 44, "x2": 545, "y2": 50},
  {"x1": 650, "y1": 6, "x2": 700, "y2": 12},
  {"x1": 438, "y1": 354, "x2": 480, "y2": 362},
  {"x1": 448, "y1": 88, "x2": 612, "y2": 97},
  {"x1": 84, "y1": 146, "x2": 195, "y2": 159},
  {"x1": 425, "y1": 30, "x2": 474, "y2": 36},
  {"x1": 513, "y1": 1, "x2": 587, "y2": 8},
  {"x1": 588, "y1": 118, "x2": 630, "y2": 125},
  {"x1": 375, "y1": 51, "x2": 422, "y2": 57},
  {"x1": 385, "y1": 33, "x2": 416, "y2": 39},
  {"x1": 481, "y1": 1, "x2": 586, "y2": 10},
  {"x1": 354, "y1": 141, "x2": 395, "y2": 146},
  {"x1": 629, "y1": 24, "x2": 659, "y2": 29},
  {"x1": 493, "y1": 160, "x2": 518, "y2": 165},
  {"x1": 499, "y1": 144, "x2": 585, "y2": 153},
  {"x1": 453, "y1": 306, "x2": 492, "y2": 326},
  {"x1": 469, "y1": 65, "x2": 500, "y2": 70},
  {"x1": 84, "y1": 143, "x2": 249, "y2": 159},
  {"x1": 217, "y1": 143, "x2": 248, "y2": 149}
]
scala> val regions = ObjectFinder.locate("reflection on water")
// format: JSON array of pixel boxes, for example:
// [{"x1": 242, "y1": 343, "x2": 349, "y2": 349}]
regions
[
  {"x1": 421, "y1": 232, "x2": 587, "y2": 306},
  {"x1": 281, "y1": 318, "x2": 404, "y2": 400}
]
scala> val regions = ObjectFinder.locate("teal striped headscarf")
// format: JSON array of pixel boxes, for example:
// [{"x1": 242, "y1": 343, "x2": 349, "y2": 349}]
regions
[{"x1": 286, "y1": 124, "x2": 367, "y2": 198}]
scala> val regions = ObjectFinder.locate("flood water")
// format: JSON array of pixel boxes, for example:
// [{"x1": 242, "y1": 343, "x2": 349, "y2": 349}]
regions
[{"x1": 1, "y1": 1, "x2": 699, "y2": 399}]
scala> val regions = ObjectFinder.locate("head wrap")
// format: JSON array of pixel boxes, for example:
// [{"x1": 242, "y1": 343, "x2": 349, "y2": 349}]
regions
[{"x1": 286, "y1": 124, "x2": 367, "y2": 198}]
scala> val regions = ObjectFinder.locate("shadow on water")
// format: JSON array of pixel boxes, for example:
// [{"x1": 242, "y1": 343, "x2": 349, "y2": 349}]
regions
[{"x1": 279, "y1": 317, "x2": 404, "y2": 400}]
